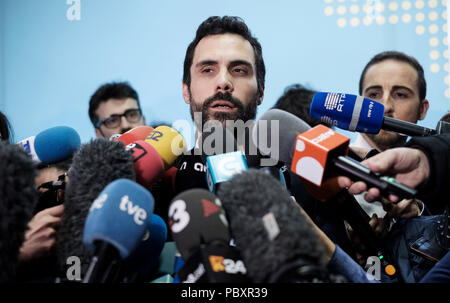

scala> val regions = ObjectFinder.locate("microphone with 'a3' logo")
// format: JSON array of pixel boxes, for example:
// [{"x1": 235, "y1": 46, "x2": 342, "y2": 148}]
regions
[
  {"x1": 82, "y1": 178, "x2": 154, "y2": 283},
  {"x1": 168, "y1": 189, "x2": 250, "y2": 283}
]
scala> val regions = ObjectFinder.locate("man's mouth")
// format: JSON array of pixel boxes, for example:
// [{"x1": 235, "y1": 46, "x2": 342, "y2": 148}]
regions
[{"x1": 209, "y1": 100, "x2": 236, "y2": 111}]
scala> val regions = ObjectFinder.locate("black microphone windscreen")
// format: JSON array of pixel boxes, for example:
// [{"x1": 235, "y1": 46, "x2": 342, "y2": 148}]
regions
[
  {"x1": 56, "y1": 138, "x2": 135, "y2": 278},
  {"x1": 168, "y1": 188, "x2": 230, "y2": 261},
  {"x1": 253, "y1": 109, "x2": 311, "y2": 165},
  {"x1": 217, "y1": 169, "x2": 325, "y2": 282},
  {"x1": 0, "y1": 141, "x2": 38, "y2": 282}
]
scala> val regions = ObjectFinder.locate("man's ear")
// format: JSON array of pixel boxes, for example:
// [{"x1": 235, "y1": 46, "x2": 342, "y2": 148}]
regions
[
  {"x1": 257, "y1": 84, "x2": 265, "y2": 105},
  {"x1": 418, "y1": 99, "x2": 429, "y2": 120},
  {"x1": 95, "y1": 128, "x2": 103, "y2": 138},
  {"x1": 182, "y1": 83, "x2": 191, "y2": 105}
]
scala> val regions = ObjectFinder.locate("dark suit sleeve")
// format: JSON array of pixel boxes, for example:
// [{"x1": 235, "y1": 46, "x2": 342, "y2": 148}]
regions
[{"x1": 405, "y1": 134, "x2": 450, "y2": 214}]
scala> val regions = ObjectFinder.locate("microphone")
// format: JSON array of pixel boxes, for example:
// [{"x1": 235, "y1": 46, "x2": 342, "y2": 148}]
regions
[
  {"x1": 251, "y1": 108, "x2": 311, "y2": 166},
  {"x1": 114, "y1": 126, "x2": 154, "y2": 145},
  {"x1": 82, "y1": 178, "x2": 154, "y2": 283},
  {"x1": 253, "y1": 110, "x2": 402, "y2": 280},
  {"x1": 200, "y1": 123, "x2": 248, "y2": 193},
  {"x1": 291, "y1": 124, "x2": 417, "y2": 200},
  {"x1": 217, "y1": 169, "x2": 333, "y2": 283},
  {"x1": 145, "y1": 125, "x2": 187, "y2": 170},
  {"x1": 120, "y1": 214, "x2": 167, "y2": 282},
  {"x1": 310, "y1": 92, "x2": 436, "y2": 136},
  {"x1": 205, "y1": 151, "x2": 248, "y2": 193},
  {"x1": 17, "y1": 126, "x2": 81, "y2": 164},
  {"x1": 168, "y1": 189, "x2": 249, "y2": 282},
  {"x1": 125, "y1": 140, "x2": 165, "y2": 189},
  {"x1": 253, "y1": 108, "x2": 416, "y2": 200},
  {"x1": 55, "y1": 138, "x2": 136, "y2": 279},
  {"x1": 0, "y1": 141, "x2": 39, "y2": 282}
]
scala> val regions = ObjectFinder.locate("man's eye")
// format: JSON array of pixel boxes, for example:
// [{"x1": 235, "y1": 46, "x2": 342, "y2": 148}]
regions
[
  {"x1": 106, "y1": 116, "x2": 120, "y2": 124},
  {"x1": 233, "y1": 68, "x2": 247, "y2": 74},
  {"x1": 201, "y1": 68, "x2": 214, "y2": 73},
  {"x1": 367, "y1": 92, "x2": 379, "y2": 99}
]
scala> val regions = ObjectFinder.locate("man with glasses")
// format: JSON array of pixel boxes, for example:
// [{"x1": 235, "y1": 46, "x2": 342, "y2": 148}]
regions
[{"x1": 88, "y1": 81, "x2": 146, "y2": 139}]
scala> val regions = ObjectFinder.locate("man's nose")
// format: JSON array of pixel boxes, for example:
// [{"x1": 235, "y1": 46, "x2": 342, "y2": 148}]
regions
[
  {"x1": 120, "y1": 115, "x2": 133, "y2": 131},
  {"x1": 381, "y1": 93, "x2": 394, "y2": 116},
  {"x1": 216, "y1": 70, "x2": 234, "y2": 94}
]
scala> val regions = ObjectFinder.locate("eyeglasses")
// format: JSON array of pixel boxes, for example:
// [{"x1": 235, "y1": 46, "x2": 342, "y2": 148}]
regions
[{"x1": 96, "y1": 108, "x2": 142, "y2": 129}]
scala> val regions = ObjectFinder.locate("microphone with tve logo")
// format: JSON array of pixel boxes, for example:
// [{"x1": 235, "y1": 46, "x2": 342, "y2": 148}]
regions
[
  {"x1": 310, "y1": 92, "x2": 436, "y2": 136},
  {"x1": 82, "y1": 178, "x2": 154, "y2": 283},
  {"x1": 55, "y1": 138, "x2": 136, "y2": 279}
]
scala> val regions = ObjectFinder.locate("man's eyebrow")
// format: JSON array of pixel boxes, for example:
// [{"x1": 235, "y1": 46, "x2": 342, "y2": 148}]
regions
[
  {"x1": 364, "y1": 85, "x2": 415, "y2": 94},
  {"x1": 392, "y1": 85, "x2": 415, "y2": 94},
  {"x1": 364, "y1": 85, "x2": 382, "y2": 93},
  {"x1": 194, "y1": 60, "x2": 253, "y2": 69},
  {"x1": 195, "y1": 60, "x2": 217, "y2": 68},
  {"x1": 229, "y1": 60, "x2": 253, "y2": 68}
]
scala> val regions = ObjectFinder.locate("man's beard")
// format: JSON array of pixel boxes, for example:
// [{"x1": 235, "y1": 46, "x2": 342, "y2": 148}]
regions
[
  {"x1": 366, "y1": 130, "x2": 407, "y2": 151},
  {"x1": 189, "y1": 90, "x2": 258, "y2": 128}
]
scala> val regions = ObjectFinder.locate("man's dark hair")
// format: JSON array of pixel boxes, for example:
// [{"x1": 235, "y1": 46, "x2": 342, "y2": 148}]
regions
[
  {"x1": 183, "y1": 16, "x2": 265, "y2": 96},
  {"x1": 440, "y1": 111, "x2": 450, "y2": 123},
  {"x1": 36, "y1": 156, "x2": 73, "y2": 171},
  {"x1": 359, "y1": 51, "x2": 427, "y2": 102},
  {"x1": 88, "y1": 81, "x2": 140, "y2": 128},
  {"x1": 0, "y1": 111, "x2": 13, "y2": 143},
  {"x1": 273, "y1": 84, "x2": 329, "y2": 127}
]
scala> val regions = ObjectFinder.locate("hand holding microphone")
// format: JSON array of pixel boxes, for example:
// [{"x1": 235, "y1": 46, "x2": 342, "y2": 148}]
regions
[
  {"x1": 19, "y1": 204, "x2": 64, "y2": 262},
  {"x1": 337, "y1": 147, "x2": 430, "y2": 204},
  {"x1": 291, "y1": 124, "x2": 417, "y2": 200},
  {"x1": 253, "y1": 109, "x2": 417, "y2": 201}
]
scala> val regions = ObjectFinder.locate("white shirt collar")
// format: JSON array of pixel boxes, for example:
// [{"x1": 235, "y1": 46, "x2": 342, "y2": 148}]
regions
[{"x1": 351, "y1": 133, "x2": 374, "y2": 150}]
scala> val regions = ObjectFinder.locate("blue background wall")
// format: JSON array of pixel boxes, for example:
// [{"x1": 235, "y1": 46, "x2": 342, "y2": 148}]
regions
[{"x1": 1, "y1": 0, "x2": 449, "y2": 146}]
